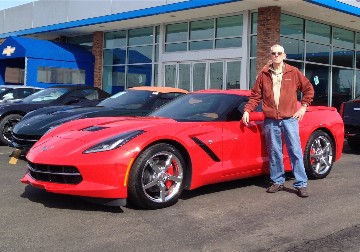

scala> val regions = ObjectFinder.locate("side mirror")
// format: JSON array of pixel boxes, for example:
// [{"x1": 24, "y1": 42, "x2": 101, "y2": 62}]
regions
[{"x1": 249, "y1": 112, "x2": 264, "y2": 121}]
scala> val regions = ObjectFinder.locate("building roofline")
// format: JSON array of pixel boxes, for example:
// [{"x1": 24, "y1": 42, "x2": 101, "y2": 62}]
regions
[{"x1": 0, "y1": 0, "x2": 359, "y2": 39}]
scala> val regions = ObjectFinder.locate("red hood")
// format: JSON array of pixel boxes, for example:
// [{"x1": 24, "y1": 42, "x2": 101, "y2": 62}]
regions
[{"x1": 34, "y1": 116, "x2": 176, "y2": 145}]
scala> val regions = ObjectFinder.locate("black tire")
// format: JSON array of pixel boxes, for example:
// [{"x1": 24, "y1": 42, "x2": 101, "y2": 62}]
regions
[
  {"x1": 303, "y1": 130, "x2": 335, "y2": 179},
  {"x1": 128, "y1": 143, "x2": 185, "y2": 209},
  {"x1": 0, "y1": 114, "x2": 23, "y2": 145},
  {"x1": 347, "y1": 138, "x2": 360, "y2": 151}
]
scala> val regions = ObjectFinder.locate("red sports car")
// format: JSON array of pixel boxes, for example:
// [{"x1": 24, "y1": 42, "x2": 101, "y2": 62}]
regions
[{"x1": 22, "y1": 90, "x2": 344, "y2": 209}]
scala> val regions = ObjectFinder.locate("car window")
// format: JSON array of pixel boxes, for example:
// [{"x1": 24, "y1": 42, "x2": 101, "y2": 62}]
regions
[
  {"x1": 16, "y1": 89, "x2": 35, "y2": 99},
  {"x1": 23, "y1": 88, "x2": 68, "y2": 103},
  {"x1": 150, "y1": 93, "x2": 185, "y2": 110},
  {"x1": 150, "y1": 93, "x2": 248, "y2": 122},
  {"x1": 98, "y1": 90, "x2": 156, "y2": 109}
]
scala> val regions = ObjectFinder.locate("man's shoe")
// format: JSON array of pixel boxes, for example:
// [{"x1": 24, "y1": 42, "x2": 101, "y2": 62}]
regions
[
  {"x1": 266, "y1": 183, "x2": 284, "y2": 193},
  {"x1": 297, "y1": 187, "x2": 309, "y2": 197}
]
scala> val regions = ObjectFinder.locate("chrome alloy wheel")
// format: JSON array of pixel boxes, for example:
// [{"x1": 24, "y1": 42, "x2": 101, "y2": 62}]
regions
[
  {"x1": 309, "y1": 135, "x2": 333, "y2": 176},
  {"x1": 141, "y1": 151, "x2": 184, "y2": 203}
]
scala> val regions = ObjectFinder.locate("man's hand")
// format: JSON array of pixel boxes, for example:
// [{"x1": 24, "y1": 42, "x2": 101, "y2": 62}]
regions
[
  {"x1": 242, "y1": 111, "x2": 249, "y2": 126},
  {"x1": 292, "y1": 106, "x2": 306, "y2": 121}
]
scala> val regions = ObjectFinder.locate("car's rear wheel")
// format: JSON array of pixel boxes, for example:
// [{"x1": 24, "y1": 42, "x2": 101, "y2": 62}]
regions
[
  {"x1": 303, "y1": 130, "x2": 334, "y2": 179},
  {"x1": 128, "y1": 143, "x2": 185, "y2": 209},
  {"x1": 347, "y1": 137, "x2": 360, "y2": 151},
  {"x1": 0, "y1": 114, "x2": 23, "y2": 145}
]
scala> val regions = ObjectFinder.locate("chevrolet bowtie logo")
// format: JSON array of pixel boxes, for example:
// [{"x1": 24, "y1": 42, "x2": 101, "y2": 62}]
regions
[{"x1": 2, "y1": 46, "x2": 16, "y2": 56}]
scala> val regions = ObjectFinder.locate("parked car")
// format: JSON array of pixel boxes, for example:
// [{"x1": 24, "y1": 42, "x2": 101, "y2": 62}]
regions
[
  {"x1": 340, "y1": 95, "x2": 360, "y2": 151},
  {"x1": 11, "y1": 86, "x2": 188, "y2": 152},
  {"x1": 0, "y1": 85, "x2": 110, "y2": 145},
  {"x1": 0, "y1": 85, "x2": 42, "y2": 103},
  {"x1": 22, "y1": 89, "x2": 344, "y2": 209}
]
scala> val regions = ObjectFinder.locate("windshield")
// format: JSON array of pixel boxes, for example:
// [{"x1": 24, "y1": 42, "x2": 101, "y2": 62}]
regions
[
  {"x1": 150, "y1": 93, "x2": 248, "y2": 122},
  {"x1": 97, "y1": 90, "x2": 160, "y2": 109},
  {"x1": 22, "y1": 88, "x2": 68, "y2": 103}
]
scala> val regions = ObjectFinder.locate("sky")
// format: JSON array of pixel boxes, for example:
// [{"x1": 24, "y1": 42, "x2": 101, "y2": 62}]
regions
[{"x1": 0, "y1": 0, "x2": 37, "y2": 11}]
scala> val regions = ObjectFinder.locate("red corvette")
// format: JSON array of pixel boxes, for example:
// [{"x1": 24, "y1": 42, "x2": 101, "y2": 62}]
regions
[{"x1": 22, "y1": 90, "x2": 344, "y2": 209}]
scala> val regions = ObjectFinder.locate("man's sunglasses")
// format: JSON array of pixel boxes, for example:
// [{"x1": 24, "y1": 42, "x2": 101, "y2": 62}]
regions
[{"x1": 271, "y1": 52, "x2": 283, "y2": 56}]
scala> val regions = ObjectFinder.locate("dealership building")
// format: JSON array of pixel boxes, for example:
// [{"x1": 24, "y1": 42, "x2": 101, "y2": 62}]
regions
[{"x1": 0, "y1": 0, "x2": 359, "y2": 109}]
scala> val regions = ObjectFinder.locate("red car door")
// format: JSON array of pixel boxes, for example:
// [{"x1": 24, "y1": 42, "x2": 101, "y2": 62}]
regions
[{"x1": 221, "y1": 116, "x2": 269, "y2": 180}]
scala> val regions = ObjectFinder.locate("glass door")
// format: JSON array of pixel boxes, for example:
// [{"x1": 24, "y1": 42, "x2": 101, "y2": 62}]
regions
[
  {"x1": 164, "y1": 59, "x2": 241, "y2": 91},
  {"x1": 192, "y1": 62, "x2": 206, "y2": 91}
]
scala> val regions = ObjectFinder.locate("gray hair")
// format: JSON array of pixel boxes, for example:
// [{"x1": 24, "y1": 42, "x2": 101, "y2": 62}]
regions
[{"x1": 270, "y1": 44, "x2": 285, "y2": 53}]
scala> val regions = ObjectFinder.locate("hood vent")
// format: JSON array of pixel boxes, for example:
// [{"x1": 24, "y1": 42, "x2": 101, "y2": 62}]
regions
[{"x1": 82, "y1": 126, "x2": 109, "y2": 132}]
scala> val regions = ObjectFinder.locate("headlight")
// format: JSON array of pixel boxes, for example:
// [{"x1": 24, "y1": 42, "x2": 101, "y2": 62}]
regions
[{"x1": 83, "y1": 130, "x2": 145, "y2": 154}]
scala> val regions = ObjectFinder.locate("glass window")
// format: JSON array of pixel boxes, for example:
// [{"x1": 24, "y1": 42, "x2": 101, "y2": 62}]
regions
[
  {"x1": 165, "y1": 43, "x2": 187, "y2": 52},
  {"x1": 103, "y1": 66, "x2": 125, "y2": 89},
  {"x1": 153, "y1": 64, "x2": 158, "y2": 86},
  {"x1": 249, "y1": 58, "x2": 257, "y2": 89},
  {"x1": 287, "y1": 61, "x2": 304, "y2": 73},
  {"x1": 215, "y1": 38, "x2": 242, "y2": 49},
  {"x1": 280, "y1": 14, "x2": 304, "y2": 39},
  {"x1": 305, "y1": 63, "x2": 329, "y2": 106},
  {"x1": 250, "y1": 35, "x2": 257, "y2": 57},
  {"x1": 37, "y1": 67, "x2": 85, "y2": 85},
  {"x1": 103, "y1": 48, "x2": 126, "y2": 65},
  {"x1": 155, "y1": 25, "x2": 160, "y2": 43},
  {"x1": 356, "y1": 32, "x2": 360, "y2": 50},
  {"x1": 102, "y1": 66, "x2": 125, "y2": 93},
  {"x1": 357, "y1": 51, "x2": 360, "y2": 69},
  {"x1": 306, "y1": 21, "x2": 330, "y2": 44},
  {"x1": 166, "y1": 23, "x2": 188, "y2": 43},
  {"x1": 165, "y1": 65, "x2": 176, "y2": 87},
  {"x1": 128, "y1": 27, "x2": 153, "y2": 46},
  {"x1": 332, "y1": 68, "x2": 353, "y2": 110},
  {"x1": 356, "y1": 70, "x2": 360, "y2": 97},
  {"x1": 226, "y1": 61, "x2": 241, "y2": 89},
  {"x1": 306, "y1": 42, "x2": 330, "y2": 64},
  {"x1": 333, "y1": 47, "x2": 354, "y2": 68},
  {"x1": 104, "y1": 30, "x2": 126, "y2": 48},
  {"x1": 281, "y1": 37, "x2": 304, "y2": 61},
  {"x1": 251, "y1": 12, "x2": 258, "y2": 34},
  {"x1": 193, "y1": 63, "x2": 206, "y2": 91},
  {"x1": 189, "y1": 40, "x2": 213, "y2": 51},
  {"x1": 4, "y1": 67, "x2": 24, "y2": 84},
  {"x1": 333, "y1": 27, "x2": 354, "y2": 49},
  {"x1": 190, "y1": 19, "x2": 214, "y2": 41},
  {"x1": 127, "y1": 65, "x2": 152, "y2": 88},
  {"x1": 128, "y1": 46, "x2": 153, "y2": 64},
  {"x1": 216, "y1": 15, "x2": 243, "y2": 38},
  {"x1": 210, "y1": 62, "x2": 223, "y2": 89},
  {"x1": 178, "y1": 64, "x2": 190, "y2": 91}
]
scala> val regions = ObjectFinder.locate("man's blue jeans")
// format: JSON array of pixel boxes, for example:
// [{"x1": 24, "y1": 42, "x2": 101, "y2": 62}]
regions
[{"x1": 264, "y1": 117, "x2": 308, "y2": 188}]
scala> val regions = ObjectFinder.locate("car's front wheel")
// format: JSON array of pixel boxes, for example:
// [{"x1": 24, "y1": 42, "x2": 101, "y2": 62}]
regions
[
  {"x1": 128, "y1": 143, "x2": 185, "y2": 209},
  {"x1": 303, "y1": 130, "x2": 335, "y2": 179},
  {"x1": 0, "y1": 114, "x2": 23, "y2": 145}
]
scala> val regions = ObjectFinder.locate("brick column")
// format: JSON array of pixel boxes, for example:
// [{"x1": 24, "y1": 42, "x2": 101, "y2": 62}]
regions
[
  {"x1": 256, "y1": 6, "x2": 281, "y2": 73},
  {"x1": 92, "y1": 31, "x2": 104, "y2": 89}
]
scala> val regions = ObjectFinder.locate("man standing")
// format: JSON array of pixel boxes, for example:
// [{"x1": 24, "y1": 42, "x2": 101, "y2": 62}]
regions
[{"x1": 242, "y1": 44, "x2": 314, "y2": 197}]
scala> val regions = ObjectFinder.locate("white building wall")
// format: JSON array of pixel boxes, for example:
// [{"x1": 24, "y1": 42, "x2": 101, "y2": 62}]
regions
[{"x1": 0, "y1": 0, "x2": 190, "y2": 34}]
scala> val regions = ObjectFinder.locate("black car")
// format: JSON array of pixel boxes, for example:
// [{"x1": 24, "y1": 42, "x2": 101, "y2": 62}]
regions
[
  {"x1": 340, "y1": 95, "x2": 360, "y2": 151},
  {"x1": 11, "y1": 86, "x2": 188, "y2": 151},
  {"x1": 0, "y1": 85, "x2": 43, "y2": 103},
  {"x1": 0, "y1": 85, "x2": 110, "y2": 145}
]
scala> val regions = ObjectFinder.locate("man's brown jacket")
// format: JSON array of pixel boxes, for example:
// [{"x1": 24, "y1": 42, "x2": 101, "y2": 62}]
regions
[{"x1": 244, "y1": 63, "x2": 314, "y2": 119}]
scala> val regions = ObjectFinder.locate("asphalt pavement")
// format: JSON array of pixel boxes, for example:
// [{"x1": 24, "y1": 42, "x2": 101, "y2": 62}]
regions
[{"x1": 0, "y1": 142, "x2": 359, "y2": 252}]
